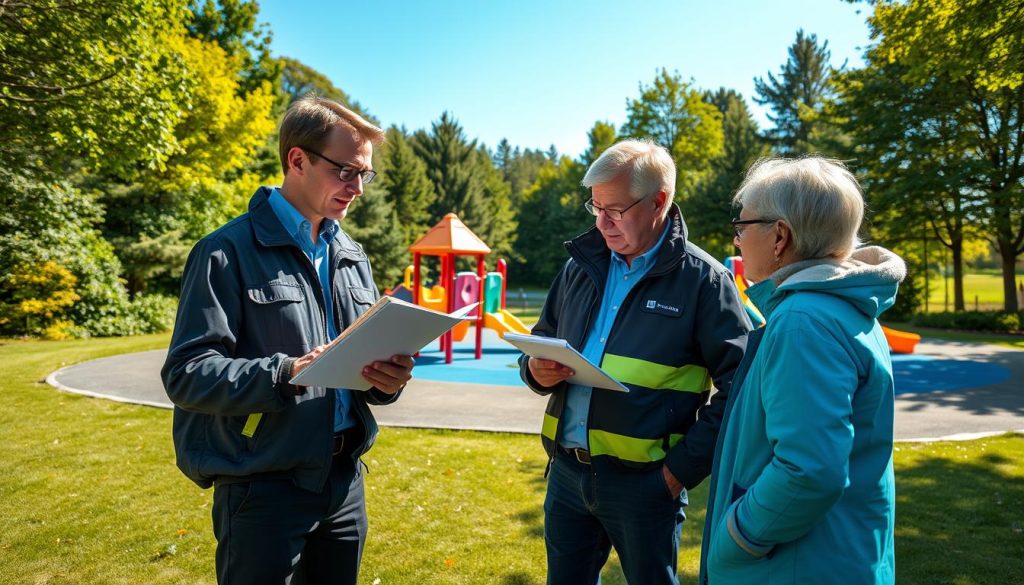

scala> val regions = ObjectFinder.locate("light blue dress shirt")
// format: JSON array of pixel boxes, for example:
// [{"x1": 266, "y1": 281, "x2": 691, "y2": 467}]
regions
[
  {"x1": 560, "y1": 223, "x2": 670, "y2": 449},
  {"x1": 268, "y1": 189, "x2": 354, "y2": 432}
]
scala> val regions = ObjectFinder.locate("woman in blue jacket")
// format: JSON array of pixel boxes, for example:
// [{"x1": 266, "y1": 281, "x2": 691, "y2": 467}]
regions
[{"x1": 701, "y1": 157, "x2": 903, "y2": 584}]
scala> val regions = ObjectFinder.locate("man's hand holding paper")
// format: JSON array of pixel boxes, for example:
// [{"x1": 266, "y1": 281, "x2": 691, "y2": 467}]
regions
[
  {"x1": 362, "y1": 354, "x2": 415, "y2": 394},
  {"x1": 527, "y1": 357, "x2": 575, "y2": 388},
  {"x1": 292, "y1": 346, "x2": 415, "y2": 395}
]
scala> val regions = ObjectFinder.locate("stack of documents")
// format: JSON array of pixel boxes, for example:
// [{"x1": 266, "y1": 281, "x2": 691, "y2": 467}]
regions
[
  {"x1": 290, "y1": 297, "x2": 477, "y2": 390},
  {"x1": 503, "y1": 333, "x2": 629, "y2": 392}
]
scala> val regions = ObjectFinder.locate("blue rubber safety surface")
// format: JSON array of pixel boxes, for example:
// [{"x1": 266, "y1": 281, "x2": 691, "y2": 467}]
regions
[
  {"x1": 890, "y1": 354, "x2": 1012, "y2": 395},
  {"x1": 413, "y1": 341, "x2": 526, "y2": 387},
  {"x1": 414, "y1": 331, "x2": 1013, "y2": 394}
]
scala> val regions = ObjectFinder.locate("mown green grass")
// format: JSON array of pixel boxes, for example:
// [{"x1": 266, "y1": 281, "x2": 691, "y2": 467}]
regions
[
  {"x1": 1, "y1": 337, "x2": 1022, "y2": 584},
  {"x1": 925, "y1": 271, "x2": 1023, "y2": 311}
]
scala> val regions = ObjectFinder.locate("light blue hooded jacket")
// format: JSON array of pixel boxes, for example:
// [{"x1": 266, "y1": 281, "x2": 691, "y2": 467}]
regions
[{"x1": 700, "y1": 246, "x2": 905, "y2": 585}]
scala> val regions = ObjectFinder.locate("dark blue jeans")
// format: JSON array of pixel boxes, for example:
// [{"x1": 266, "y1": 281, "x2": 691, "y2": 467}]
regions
[
  {"x1": 545, "y1": 451, "x2": 687, "y2": 585},
  {"x1": 212, "y1": 457, "x2": 366, "y2": 585}
]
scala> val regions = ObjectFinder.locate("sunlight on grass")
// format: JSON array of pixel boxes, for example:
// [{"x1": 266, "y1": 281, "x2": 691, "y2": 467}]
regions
[{"x1": 0, "y1": 337, "x2": 1021, "y2": 584}]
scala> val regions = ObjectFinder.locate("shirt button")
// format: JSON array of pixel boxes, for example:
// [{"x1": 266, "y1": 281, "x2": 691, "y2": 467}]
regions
[
  {"x1": 600, "y1": 337, "x2": 606, "y2": 343},
  {"x1": 613, "y1": 305, "x2": 618, "y2": 311}
]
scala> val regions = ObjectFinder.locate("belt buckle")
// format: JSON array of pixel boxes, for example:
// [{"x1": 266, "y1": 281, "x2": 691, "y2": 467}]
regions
[
  {"x1": 571, "y1": 448, "x2": 591, "y2": 465},
  {"x1": 332, "y1": 433, "x2": 345, "y2": 456}
]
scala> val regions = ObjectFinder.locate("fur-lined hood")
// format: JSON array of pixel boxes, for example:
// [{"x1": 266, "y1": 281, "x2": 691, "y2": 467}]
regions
[{"x1": 746, "y1": 246, "x2": 907, "y2": 320}]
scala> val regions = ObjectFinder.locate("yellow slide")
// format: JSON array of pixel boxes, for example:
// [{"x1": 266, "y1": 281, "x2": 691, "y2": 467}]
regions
[{"x1": 483, "y1": 309, "x2": 531, "y2": 338}]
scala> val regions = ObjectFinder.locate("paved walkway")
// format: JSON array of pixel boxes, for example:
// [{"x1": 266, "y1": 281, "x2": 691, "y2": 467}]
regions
[{"x1": 47, "y1": 339, "x2": 1024, "y2": 441}]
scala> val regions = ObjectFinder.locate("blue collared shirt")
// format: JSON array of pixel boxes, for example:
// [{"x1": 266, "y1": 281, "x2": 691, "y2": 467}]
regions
[
  {"x1": 268, "y1": 188, "x2": 354, "y2": 432},
  {"x1": 560, "y1": 223, "x2": 670, "y2": 449}
]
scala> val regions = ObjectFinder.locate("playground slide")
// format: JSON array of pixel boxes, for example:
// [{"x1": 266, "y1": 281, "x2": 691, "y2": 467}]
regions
[
  {"x1": 882, "y1": 325, "x2": 921, "y2": 354},
  {"x1": 483, "y1": 309, "x2": 531, "y2": 338}
]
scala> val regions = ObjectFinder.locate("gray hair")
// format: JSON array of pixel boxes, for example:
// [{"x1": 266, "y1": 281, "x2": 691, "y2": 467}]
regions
[
  {"x1": 582, "y1": 139, "x2": 676, "y2": 215},
  {"x1": 734, "y1": 157, "x2": 864, "y2": 260}
]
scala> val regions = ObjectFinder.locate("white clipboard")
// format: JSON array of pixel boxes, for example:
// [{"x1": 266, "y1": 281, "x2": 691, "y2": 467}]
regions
[
  {"x1": 503, "y1": 332, "x2": 629, "y2": 392},
  {"x1": 290, "y1": 297, "x2": 477, "y2": 390}
]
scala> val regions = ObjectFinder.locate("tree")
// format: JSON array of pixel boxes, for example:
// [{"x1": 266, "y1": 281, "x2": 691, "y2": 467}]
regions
[
  {"x1": 754, "y1": 30, "x2": 839, "y2": 156},
  {"x1": 186, "y1": 0, "x2": 280, "y2": 94},
  {"x1": 582, "y1": 121, "x2": 618, "y2": 168},
  {"x1": 376, "y1": 126, "x2": 435, "y2": 247},
  {"x1": 411, "y1": 112, "x2": 486, "y2": 226},
  {"x1": 0, "y1": 0, "x2": 188, "y2": 176},
  {"x1": 840, "y1": 0, "x2": 1024, "y2": 311},
  {"x1": 621, "y1": 69, "x2": 724, "y2": 199},
  {"x1": 472, "y1": 146, "x2": 518, "y2": 262},
  {"x1": 512, "y1": 157, "x2": 589, "y2": 286},
  {"x1": 344, "y1": 185, "x2": 408, "y2": 289},
  {"x1": 685, "y1": 89, "x2": 769, "y2": 260},
  {"x1": 278, "y1": 56, "x2": 374, "y2": 120},
  {"x1": 97, "y1": 33, "x2": 277, "y2": 295}
]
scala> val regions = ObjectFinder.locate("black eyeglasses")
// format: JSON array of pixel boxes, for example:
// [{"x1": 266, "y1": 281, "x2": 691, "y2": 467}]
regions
[
  {"x1": 731, "y1": 217, "x2": 777, "y2": 239},
  {"x1": 584, "y1": 194, "x2": 651, "y2": 221},
  {"x1": 301, "y1": 147, "x2": 377, "y2": 184}
]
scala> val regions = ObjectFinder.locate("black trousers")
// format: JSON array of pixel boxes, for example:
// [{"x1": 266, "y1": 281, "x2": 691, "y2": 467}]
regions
[{"x1": 212, "y1": 456, "x2": 366, "y2": 585}]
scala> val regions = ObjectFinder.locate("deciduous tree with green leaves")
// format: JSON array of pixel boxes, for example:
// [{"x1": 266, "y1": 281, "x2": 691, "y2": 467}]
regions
[
  {"x1": 841, "y1": 0, "x2": 1024, "y2": 311},
  {"x1": 620, "y1": 69, "x2": 724, "y2": 200}
]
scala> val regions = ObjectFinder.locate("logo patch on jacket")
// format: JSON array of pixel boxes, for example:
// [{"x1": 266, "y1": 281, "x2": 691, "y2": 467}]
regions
[{"x1": 642, "y1": 299, "x2": 682, "y2": 316}]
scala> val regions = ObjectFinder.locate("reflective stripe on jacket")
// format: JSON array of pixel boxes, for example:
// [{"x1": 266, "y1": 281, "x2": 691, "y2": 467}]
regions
[{"x1": 519, "y1": 205, "x2": 750, "y2": 488}]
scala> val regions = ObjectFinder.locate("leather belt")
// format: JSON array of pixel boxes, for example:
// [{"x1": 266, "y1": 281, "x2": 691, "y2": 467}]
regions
[{"x1": 560, "y1": 446, "x2": 591, "y2": 464}]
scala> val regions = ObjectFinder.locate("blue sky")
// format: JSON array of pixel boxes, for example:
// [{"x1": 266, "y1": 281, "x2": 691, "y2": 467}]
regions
[{"x1": 258, "y1": 0, "x2": 873, "y2": 158}]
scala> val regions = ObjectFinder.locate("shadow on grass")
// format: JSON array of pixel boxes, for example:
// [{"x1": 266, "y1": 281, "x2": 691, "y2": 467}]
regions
[{"x1": 895, "y1": 450, "x2": 1024, "y2": 584}]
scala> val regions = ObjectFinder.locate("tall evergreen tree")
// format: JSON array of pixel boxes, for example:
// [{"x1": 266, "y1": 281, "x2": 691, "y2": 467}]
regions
[
  {"x1": 411, "y1": 112, "x2": 484, "y2": 224},
  {"x1": 685, "y1": 89, "x2": 769, "y2": 260},
  {"x1": 753, "y1": 30, "x2": 837, "y2": 155},
  {"x1": 376, "y1": 126, "x2": 435, "y2": 247},
  {"x1": 344, "y1": 184, "x2": 407, "y2": 289}
]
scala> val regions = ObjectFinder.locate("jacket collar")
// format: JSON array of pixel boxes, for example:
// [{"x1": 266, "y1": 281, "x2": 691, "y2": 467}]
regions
[
  {"x1": 248, "y1": 187, "x2": 366, "y2": 261},
  {"x1": 565, "y1": 203, "x2": 689, "y2": 280}
]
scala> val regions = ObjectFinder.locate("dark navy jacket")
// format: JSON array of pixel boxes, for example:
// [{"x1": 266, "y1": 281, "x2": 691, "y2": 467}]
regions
[
  {"x1": 162, "y1": 187, "x2": 400, "y2": 492},
  {"x1": 519, "y1": 205, "x2": 750, "y2": 488}
]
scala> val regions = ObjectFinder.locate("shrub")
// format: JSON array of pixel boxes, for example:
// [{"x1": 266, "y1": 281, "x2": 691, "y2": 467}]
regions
[
  {"x1": 911, "y1": 311, "x2": 1023, "y2": 333},
  {"x1": 129, "y1": 294, "x2": 178, "y2": 334}
]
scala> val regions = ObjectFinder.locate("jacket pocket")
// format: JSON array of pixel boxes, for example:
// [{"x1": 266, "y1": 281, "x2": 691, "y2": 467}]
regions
[
  {"x1": 347, "y1": 285, "x2": 376, "y2": 306},
  {"x1": 245, "y1": 281, "x2": 309, "y2": 351}
]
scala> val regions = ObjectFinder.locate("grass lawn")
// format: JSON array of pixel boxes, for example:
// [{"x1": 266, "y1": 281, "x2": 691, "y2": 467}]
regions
[
  {"x1": 925, "y1": 271, "x2": 1023, "y2": 312},
  {"x1": 1, "y1": 337, "x2": 1022, "y2": 584}
]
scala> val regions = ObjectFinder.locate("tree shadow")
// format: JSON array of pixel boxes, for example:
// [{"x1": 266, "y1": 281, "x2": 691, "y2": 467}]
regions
[
  {"x1": 893, "y1": 446, "x2": 1024, "y2": 583},
  {"x1": 893, "y1": 340, "x2": 1024, "y2": 418}
]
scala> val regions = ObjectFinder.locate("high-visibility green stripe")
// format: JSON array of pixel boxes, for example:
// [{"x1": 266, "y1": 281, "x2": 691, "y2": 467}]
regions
[
  {"x1": 589, "y1": 429, "x2": 665, "y2": 463},
  {"x1": 242, "y1": 413, "x2": 263, "y2": 438},
  {"x1": 541, "y1": 413, "x2": 559, "y2": 441},
  {"x1": 601, "y1": 354, "x2": 711, "y2": 393},
  {"x1": 669, "y1": 433, "x2": 684, "y2": 449}
]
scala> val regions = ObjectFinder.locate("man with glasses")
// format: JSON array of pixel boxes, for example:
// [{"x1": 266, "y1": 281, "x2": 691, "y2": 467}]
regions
[
  {"x1": 163, "y1": 96, "x2": 414, "y2": 585},
  {"x1": 520, "y1": 139, "x2": 751, "y2": 584}
]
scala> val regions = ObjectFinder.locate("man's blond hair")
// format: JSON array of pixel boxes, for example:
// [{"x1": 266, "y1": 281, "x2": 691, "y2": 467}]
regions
[{"x1": 278, "y1": 95, "x2": 385, "y2": 174}]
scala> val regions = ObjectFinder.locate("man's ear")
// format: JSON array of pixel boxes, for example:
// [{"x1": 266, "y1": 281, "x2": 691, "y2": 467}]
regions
[
  {"x1": 286, "y1": 147, "x2": 307, "y2": 176},
  {"x1": 653, "y1": 190, "x2": 669, "y2": 214}
]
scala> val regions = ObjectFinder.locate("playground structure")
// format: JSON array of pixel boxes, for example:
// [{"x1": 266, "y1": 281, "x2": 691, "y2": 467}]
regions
[
  {"x1": 724, "y1": 256, "x2": 921, "y2": 354},
  {"x1": 386, "y1": 213, "x2": 530, "y2": 364}
]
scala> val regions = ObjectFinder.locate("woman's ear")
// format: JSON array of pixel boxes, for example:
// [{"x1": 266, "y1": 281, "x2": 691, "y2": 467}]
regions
[{"x1": 774, "y1": 221, "x2": 792, "y2": 258}]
